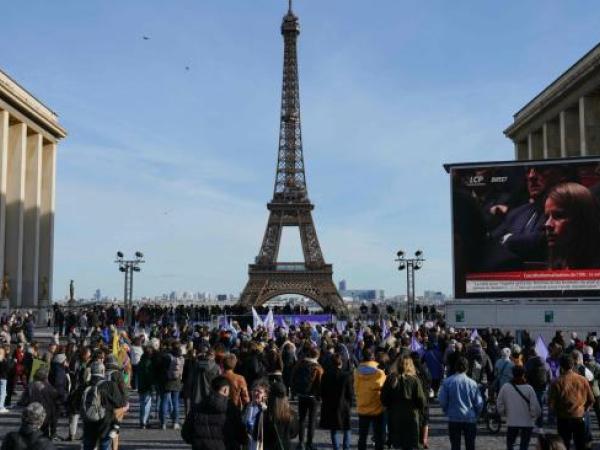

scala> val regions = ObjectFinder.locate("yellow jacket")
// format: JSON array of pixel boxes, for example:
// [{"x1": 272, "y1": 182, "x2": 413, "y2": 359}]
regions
[{"x1": 354, "y1": 361, "x2": 386, "y2": 416}]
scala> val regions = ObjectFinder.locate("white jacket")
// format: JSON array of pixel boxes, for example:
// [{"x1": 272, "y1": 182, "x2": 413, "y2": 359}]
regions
[{"x1": 497, "y1": 382, "x2": 541, "y2": 427}]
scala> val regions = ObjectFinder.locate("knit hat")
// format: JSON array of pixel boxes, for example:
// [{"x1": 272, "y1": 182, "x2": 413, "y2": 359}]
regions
[
  {"x1": 105, "y1": 354, "x2": 121, "y2": 370},
  {"x1": 90, "y1": 361, "x2": 105, "y2": 377},
  {"x1": 22, "y1": 402, "x2": 46, "y2": 429}
]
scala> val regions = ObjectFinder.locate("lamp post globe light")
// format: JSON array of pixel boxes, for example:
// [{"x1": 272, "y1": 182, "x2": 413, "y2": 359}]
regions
[
  {"x1": 395, "y1": 249, "x2": 424, "y2": 331},
  {"x1": 114, "y1": 251, "x2": 145, "y2": 325}
]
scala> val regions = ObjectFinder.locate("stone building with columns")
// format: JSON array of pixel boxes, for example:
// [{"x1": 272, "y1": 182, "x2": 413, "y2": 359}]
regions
[
  {"x1": 0, "y1": 69, "x2": 66, "y2": 311},
  {"x1": 505, "y1": 43, "x2": 600, "y2": 159}
]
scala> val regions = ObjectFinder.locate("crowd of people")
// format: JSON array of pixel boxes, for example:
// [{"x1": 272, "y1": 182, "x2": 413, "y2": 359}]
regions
[{"x1": 0, "y1": 306, "x2": 598, "y2": 450}]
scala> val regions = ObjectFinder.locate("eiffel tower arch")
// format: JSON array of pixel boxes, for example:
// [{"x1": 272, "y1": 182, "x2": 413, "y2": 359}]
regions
[{"x1": 239, "y1": 2, "x2": 346, "y2": 315}]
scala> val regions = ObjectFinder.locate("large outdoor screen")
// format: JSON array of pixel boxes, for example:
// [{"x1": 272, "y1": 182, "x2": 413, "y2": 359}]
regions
[{"x1": 450, "y1": 158, "x2": 600, "y2": 298}]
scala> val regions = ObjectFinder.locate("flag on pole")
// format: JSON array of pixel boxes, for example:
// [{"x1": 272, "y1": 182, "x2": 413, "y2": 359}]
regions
[
  {"x1": 381, "y1": 319, "x2": 390, "y2": 339},
  {"x1": 265, "y1": 309, "x2": 275, "y2": 338},
  {"x1": 470, "y1": 329, "x2": 479, "y2": 342},
  {"x1": 252, "y1": 307, "x2": 263, "y2": 329},
  {"x1": 410, "y1": 336, "x2": 425, "y2": 356},
  {"x1": 246, "y1": 324, "x2": 253, "y2": 335},
  {"x1": 535, "y1": 335, "x2": 549, "y2": 361},
  {"x1": 218, "y1": 316, "x2": 228, "y2": 330}
]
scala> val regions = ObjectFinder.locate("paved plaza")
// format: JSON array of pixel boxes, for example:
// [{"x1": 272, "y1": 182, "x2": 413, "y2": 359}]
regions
[{"x1": 1, "y1": 387, "x2": 598, "y2": 450}]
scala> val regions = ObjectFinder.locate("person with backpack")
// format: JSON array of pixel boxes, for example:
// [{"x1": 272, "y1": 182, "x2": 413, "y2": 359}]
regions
[
  {"x1": 0, "y1": 402, "x2": 55, "y2": 450},
  {"x1": 160, "y1": 341, "x2": 184, "y2": 430},
  {"x1": 524, "y1": 347, "x2": 551, "y2": 427},
  {"x1": 184, "y1": 344, "x2": 220, "y2": 410},
  {"x1": 81, "y1": 361, "x2": 126, "y2": 450},
  {"x1": 291, "y1": 346, "x2": 323, "y2": 450},
  {"x1": 493, "y1": 348, "x2": 515, "y2": 395},
  {"x1": 497, "y1": 365, "x2": 542, "y2": 450}
]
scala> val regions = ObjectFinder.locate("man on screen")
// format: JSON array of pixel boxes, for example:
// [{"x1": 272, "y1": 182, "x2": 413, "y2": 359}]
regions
[
  {"x1": 484, "y1": 166, "x2": 567, "y2": 270},
  {"x1": 545, "y1": 182, "x2": 600, "y2": 269}
]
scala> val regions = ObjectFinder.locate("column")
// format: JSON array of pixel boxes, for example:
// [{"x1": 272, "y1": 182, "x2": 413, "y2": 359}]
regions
[
  {"x1": 579, "y1": 95, "x2": 600, "y2": 156},
  {"x1": 528, "y1": 130, "x2": 543, "y2": 160},
  {"x1": 0, "y1": 111, "x2": 8, "y2": 282},
  {"x1": 5, "y1": 122, "x2": 26, "y2": 308},
  {"x1": 516, "y1": 140, "x2": 528, "y2": 160},
  {"x1": 38, "y1": 141, "x2": 56, "y2": 306},
  {"x1": 22, "y1": 133, "x2": 42, "y2": 307},
  {"x1": 543, "y1": 119, "x2": 561, "y2": 159},
  {"x1": 560, "y1": 107, "x2": 581, "y2": 157}
]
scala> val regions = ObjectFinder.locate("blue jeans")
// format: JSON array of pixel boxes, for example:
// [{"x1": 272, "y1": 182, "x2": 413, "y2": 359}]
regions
[
  {"x1": 448, "y1": 422, "x2": 476, "y2": 450},
  {"x1": 83, "y1": 434, "x2": 111, "y2": 450},
  {"x1": 139, "y1": 392, "x2": 152, "y2": 426},
  {"x1": 0, "y1": 379, "x2": 6, "y2": 409},
  {"x1": 160, "y1": 391, "x2": 180, "y2": 426},
  {"x1": 330, "y1": 429, "x2": 350, "y2": 450}
]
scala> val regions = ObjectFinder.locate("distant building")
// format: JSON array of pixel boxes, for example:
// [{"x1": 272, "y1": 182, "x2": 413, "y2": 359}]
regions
[
  {"x1": 340, "y1": 288, "x2": 384, "y2": 302},
  {"x1": 423, "y1": 290, "x2": 447, "y2": 304},
  {"x1": 339, "y1": 279, "x2": 347, "y2": 291},
  {"x1": 94, "y1": 289, "x2": 101, "y2": 302}
]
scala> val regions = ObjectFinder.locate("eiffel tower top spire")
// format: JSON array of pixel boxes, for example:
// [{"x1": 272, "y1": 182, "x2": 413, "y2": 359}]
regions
[{"x1": 274, "y1": 0, "x2": 306, "y2": 202}]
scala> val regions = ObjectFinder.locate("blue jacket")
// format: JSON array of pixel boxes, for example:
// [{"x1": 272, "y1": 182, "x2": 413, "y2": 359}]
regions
[{"x1": 438, "y1": 373, "x2": 483, "y2": 423}]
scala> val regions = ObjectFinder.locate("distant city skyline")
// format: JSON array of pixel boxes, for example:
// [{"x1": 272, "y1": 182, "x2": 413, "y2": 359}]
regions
[{"x1": 2, "y1": 1, "x2": 599, "y2": 300}]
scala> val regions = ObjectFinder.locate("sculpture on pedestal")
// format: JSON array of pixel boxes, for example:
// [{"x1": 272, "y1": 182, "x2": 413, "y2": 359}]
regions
[
  {"x1": 1, "y1": 273, "x2": 9, "y2": 300},
  {"x1": 69, "y1": 280, "x2": 75, "y2": 304}
]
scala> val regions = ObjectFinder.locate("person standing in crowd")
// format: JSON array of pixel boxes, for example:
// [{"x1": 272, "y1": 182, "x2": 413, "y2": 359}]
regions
[
  {"x1": 185, "y1": 344, "x2": 220, "y2": 409},
  {"x1": 381, "y1": 355, "x2": 427, "y2": 450},
  {"x1": 222, "y1": 353, "x2": 250, "y2": 410},
  {"x1": 524, "y1": 347, "x2": 550, "y2": 427},
  {"x1": 160, "y1": 341, "x2": 184, "y2": 430},
  {"x1": 439, "y1": 356, "x2": 483, "y2": 450},
  {"x1": 82, "y1": 361, "x2": 127, "y2": 450},
  {"x1": 263, "y1": 382, "x2": 299, "y2": 450},
  {"x1": 0, "y1": 347, "x2": 9, "y2": 413},
  {"x1": 319, "y1": 353, "x2": 353, "y2": 450},
  {"x1": 136, "y1": 343, "x2": 155, "y2": 429},
  {"x1": 66, "y1": 347, "x2": 92, "y2": 441},
  {"x1": 181, "y1": 376, "x2": 246, "y2": 450},
  {"x1": 22, "y1": 367, "x2": 59, "y2": 440},
  {"x1": 48, "y1": 347, "x2": 69, "y2": 419},
  {"x1": 0, "y1": 402, "x2": 55, "y2": 450},
  {"x1": 411, "y1": 352, "x2": 432, "y2": 449},
  {"x1": 243, "y1": 379, "x2": 269, "y2": 450},
  {"x1": 583, "y1": 346, "x2": 600, "y2": 427},
  {"x1": 548, "y1": 355, "x2": 594, "y2": 450},
  {"x1": 422, "y1": 342, "x2": 444, "y2": 398},
  {"x1": 493, "y1": 348, "x2": 514, "y2": 395},
  {"x1": 497, "y1": 365, "x2": 541, "y2": 450},
  {"x1": 291, "y1": 347, "x2": 323, "y2": 450},
  {"x1": 129, "y1": 337, "x2": 143, "y2": 391},
  {"x1": 354, "y1": 347, "x2": 387, "y2": 450}
]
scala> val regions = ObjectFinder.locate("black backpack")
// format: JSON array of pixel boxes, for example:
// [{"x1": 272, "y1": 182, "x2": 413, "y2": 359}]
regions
[{"x1": 293, "y1": 361, "x2": 316, "y2": 396}]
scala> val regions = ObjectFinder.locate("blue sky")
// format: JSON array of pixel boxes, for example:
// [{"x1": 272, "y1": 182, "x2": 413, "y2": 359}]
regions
[{"x1": 2, "y1": 1, "x2": 600, "y2": 300}]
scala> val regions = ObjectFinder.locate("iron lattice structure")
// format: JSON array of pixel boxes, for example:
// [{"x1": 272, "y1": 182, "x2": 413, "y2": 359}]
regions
[{"x1": 239, "y1": 3, "x2": 346, "y2": 315}]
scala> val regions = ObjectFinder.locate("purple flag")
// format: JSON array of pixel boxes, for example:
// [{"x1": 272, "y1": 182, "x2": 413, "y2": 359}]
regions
[
  {"x1": 381, "y1": 319, "x2": 390, "y2": 339},
  {"x1": 336, "y1": 320, "x2": 347, "y2": 335},
  {"x1": 535, "y1": 335, "x2": 549, "y2": 361},
  {"x1": 218, "y1": 316, "x2": 228, "y2": 330},
  {"x1": 410, "y1": 336, "x2": 425, "y2": 356},
  {"x1": 470, "y1": 329, "x2": 479, "y2": 342}
]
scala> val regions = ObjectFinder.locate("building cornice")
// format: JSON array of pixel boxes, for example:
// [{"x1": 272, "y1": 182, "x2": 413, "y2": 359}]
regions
[
  {"x1": 504, "y1": 42, "x2": 600, "y2": 139},
  {"x1": 0, "y1": 69, "x2": 67, "y2": 140}
]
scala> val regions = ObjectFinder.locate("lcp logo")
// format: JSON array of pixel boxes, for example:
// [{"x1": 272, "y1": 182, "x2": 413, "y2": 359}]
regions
[{"x1": 466, "y1": 175, "x2": 486, "y2": 186}]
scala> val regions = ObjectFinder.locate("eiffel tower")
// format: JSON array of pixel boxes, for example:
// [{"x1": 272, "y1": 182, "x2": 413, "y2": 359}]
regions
[{"x1": 239, "y1": 1, "x2": 346, "y2": 315}]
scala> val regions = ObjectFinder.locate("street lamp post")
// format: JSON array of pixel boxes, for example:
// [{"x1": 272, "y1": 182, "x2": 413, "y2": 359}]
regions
[
  {"x1": 115, "y1": 251, "x2": 145, "y2": 326},
  {"x1": 395, "y1": 249, "x2": 424, "y2": 331}
]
